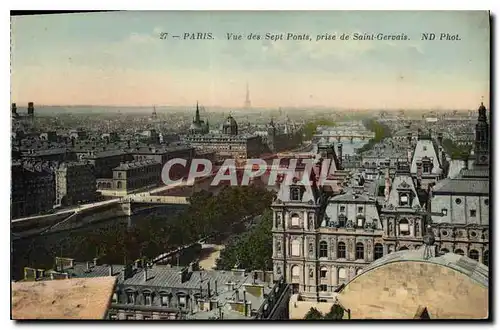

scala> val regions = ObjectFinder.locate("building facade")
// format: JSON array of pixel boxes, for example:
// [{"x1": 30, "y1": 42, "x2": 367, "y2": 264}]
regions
[{"x1": 55, "y1": 162, "x2": 97, "y2": 207}]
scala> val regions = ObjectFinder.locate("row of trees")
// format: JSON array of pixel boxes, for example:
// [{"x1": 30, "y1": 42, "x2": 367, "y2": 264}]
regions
[
  {"x1": 356, "y1": 119, "x2": 392, "y2": 154},
  {"x1": 441, "y1": 138, "x2": 473, "y2": 160},
  {"x1": 215, "y1": 209, "x2": 273, "y2": 271},
  {"x1": 13, "y1": 186, "x2": 276, "y2": 277},
  {"x1": 304, "y1": 305, "x2": 347, "y2": 320}
]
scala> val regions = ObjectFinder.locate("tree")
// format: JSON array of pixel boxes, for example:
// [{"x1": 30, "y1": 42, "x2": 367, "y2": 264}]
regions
[
  {"x1": 304, "y1": 307, "x2": 324, "y2": 320},
  {"x1": 324, "y1": 304, "x2": 345, "y2": 320}
]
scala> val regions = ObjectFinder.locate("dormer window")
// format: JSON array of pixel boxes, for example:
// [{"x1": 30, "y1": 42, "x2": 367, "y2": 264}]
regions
[
  {"x1": 356, "y1": 215, "x2": 365, "y2": 228},
  {"x1": 423, "y1": 163, "x2": 432, "y2": 173},
  {"x1": 339, "y1": 205, "x2": 346, "y2": 213},
  {"x1": 357, "y1": 206, "x2": 363, "y2": 213},
  {"x1": 290, "y1": 187, "x2": 303, "y2": 201},
  {"x1": 399, "y1": 194, "x2": 410, "y2": 207},
  {"x1": 338, "y1": 214, "x2": 347, "y2": 227}
]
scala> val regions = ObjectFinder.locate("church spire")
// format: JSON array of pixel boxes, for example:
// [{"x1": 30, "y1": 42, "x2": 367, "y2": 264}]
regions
[{"x1": 195, "y1": 101, "x2": 201, "y2": 123}]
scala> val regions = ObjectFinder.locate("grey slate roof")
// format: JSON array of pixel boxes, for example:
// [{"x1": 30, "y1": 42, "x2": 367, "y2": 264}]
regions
[
  {"x1": 113, "y1": 159, "x2": 160, "y2": 171},
  {"x1": 432, "y1": 178, "x2": 489, "y2": 195}
]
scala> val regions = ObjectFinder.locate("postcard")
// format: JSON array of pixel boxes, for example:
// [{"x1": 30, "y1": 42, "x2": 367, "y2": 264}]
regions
[{"x1": 10, "y1": 10, "x2": 490, "y2": 321}]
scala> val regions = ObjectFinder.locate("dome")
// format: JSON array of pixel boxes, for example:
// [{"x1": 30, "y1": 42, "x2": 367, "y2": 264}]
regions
[
  {"x1": 222, "y1": 115, "x2": 238, "y2": 135},
  {"x1": 336, "y1": 249, "x2": 488, "y2": 319}
]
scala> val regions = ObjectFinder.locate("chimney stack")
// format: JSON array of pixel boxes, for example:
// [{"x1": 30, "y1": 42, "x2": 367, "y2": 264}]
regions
[
  {"x1": 28, "y1": 102, "x2": 34, "y2": 117},
  {"x1": 93, "y1": 258, "x2": 99, "y2": 267},
  {"x1": 437, "y1": 132, "x2": 443, "y2": 146},
  {"x1": 86, "y1": 261, "x2": 91, "y2": 272},
  {"x1": 235, "y1": 289, "x2": 240, "y2": 302},
  {"x1": 207, "y1": 280, "x2": 211, "y2": 298},
  {"x1": 243, "y1": 290, "x2": 248, "y2": 316},
  {"x1": 215, "y1": 280, "x2": 218, "y2": 295},
  {"x1": 143, "y1": 268, "x2": 148, "y2": 282},
  {"x1": 337, "y1": 143, "x2": 343, "y2": 166},
  {"x1": 109, "y1": 264, "x2": 113, "y2": 276}
]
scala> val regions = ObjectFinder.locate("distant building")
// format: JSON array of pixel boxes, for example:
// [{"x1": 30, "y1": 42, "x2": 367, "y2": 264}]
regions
[
  {"x1": 81, "y1": 150, "x2": 133, "y2": 179},
  {"x1": 97, "y1": 159, "x2": 162, "y2": 194},
  {"x1": 55, "y1": 162, "x2": 97, "y2": 207}
]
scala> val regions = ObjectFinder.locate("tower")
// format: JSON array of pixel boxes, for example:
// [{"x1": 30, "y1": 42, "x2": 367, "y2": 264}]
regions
[
  {"x1": 27, "y1": 102, "x2": 34, "y2": 118},
  {"x1": 474, "y1": 101, "x2": 489, "y2": 166},
  {"x1": 195, "y1": 101, "x2": 201, "y2": 124},
  {"x1": 152, "y1": 105, "x2": 157, "y2": 120},
  {"x1": 244, "y1": 82, "x2": 251, "y2": 109}
]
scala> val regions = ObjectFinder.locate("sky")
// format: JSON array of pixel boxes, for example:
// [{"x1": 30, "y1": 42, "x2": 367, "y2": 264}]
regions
[{"x1": 11, "y1": 11, "x2": 490, "y2": 110}]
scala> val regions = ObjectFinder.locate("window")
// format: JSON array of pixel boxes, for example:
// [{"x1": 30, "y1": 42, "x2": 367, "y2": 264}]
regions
[
  {"x1": 117, "y1": 181, "x2": 123, "y2": 189},
  {"x1": 357, "y1": 206, "x2": 363, "y2": 213},
  {"x1": 144, "y1": 292, "x2": 152, "y2": 306},
  {"x1": 290, "y1": 213, "x2": 300, "y2": 227},
  {"x1": 178, "y1": 296, "x2": 187, "y2": 308},
  {"x1": 469, "y1": 249, "x2": 479, "y2": 261},
  {"x1": 399, "y1": 219, "x2": 410, "y2": 236},
  {"x1": 161, "y1": 295, "x2": 169, "y2": 307},
  {"x1": 470, "y1": 231, "x2": 477, "y2": 238},
  {"x1": 442, "y1": 209, "x2": 448, "y2": 216},
  {"x1": 455, "y1": 198, "x2": 462, "y2": 205},
  {"x1": 423, "y1": 163, "x2": 432, "y2": 173},
  {"x1": 470, "y1": 210, "x2": 477, "y2": 217},
  {"x1": 357, "y1": 216, "x2": 364, "y2": 228},
  {"x1": 337, "y1": 242, "x2": 346, "y2": 259},
  {"x1": 291, "y1": 240, "x2": 300, "y2": 257},
  {"x1": 319, "y1": 284, "x2": 328, "y2": 292},
  {"x1": 338, "y1": 215, "x2": 346, "y2": 227},
  {"x1": 422, "y1": 146, "x2": 427, "y2": 151},
  {"x1": 290, "y1": 187, "x2": 301, "y2": 201},
  {"x1": 126, "y1": 292, "x2": 135, "y2": 304},
  {"x1": 339, "y1": 205, "x2": 346, "y2": 213},
  {"x1": 320, "y1": 267, "x2": 327, "y2": 278},
  {"x1": 374, "y1": 243, "x2": 384, "y2": 260},
  {"x1": 442, "y1": 230, "x2": 448, "y2": 237},
  {"x1": 455, "y1": 249, "x2": 465, "y2": 256},
  {"x1": 485, "y1": 199, "x2": 489, "y2": 206},
  {"x1": 484, "y1": 251, "x2": 489, "y2": 266},
  {"x1": 309, "y1": 269, "x2": 314, "y2": 278},
  {"x1": 319, "y1": 241, "x2": 328, "y2": 258},
  {"x1": 112, "y1": 293, "x2": 118, "y2": 303},
  {"x1": 118, "y1": 172, "x2": 122, "y2": 178},
  {"x1": 399, "y1": 194, "x2": 409, "y2": 206},
  {"x1": 338, "y1": 268, "x2": 347, "y2": 283},
  {"x1": 356, "y1": 243, "x2": 364, "y2": 260},
  {"x1": 291, "y1": 265, "x2": 300, "y2": 282}
]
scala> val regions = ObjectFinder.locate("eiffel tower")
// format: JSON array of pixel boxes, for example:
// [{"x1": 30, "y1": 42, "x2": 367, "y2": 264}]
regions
[{"x1": 244, "y1": 82, "x2": 251, "y2": 109}]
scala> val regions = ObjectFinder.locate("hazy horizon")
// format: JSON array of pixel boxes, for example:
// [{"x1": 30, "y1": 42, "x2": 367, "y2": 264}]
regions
[{"x1": 11, "y1": 11, "x2": 490, "y2": 109}]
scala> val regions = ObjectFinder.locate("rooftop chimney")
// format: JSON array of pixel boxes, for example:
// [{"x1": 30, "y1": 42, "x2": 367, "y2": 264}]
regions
[
  {"x1": 143, "y1": 268, "x2": 148, "y2": 282},
  {"x1": 109, "y1": 264, "x2": 114, "y2": 276},
  {"x1": 215, "y1": 280, "x2": 218, "y2": 295},
  {"x1": 93, "y1": 258, "x2": 99, "y2": 267},
  {"x1": 208, "y1": 280, "x2": 211, "y2": 298}
]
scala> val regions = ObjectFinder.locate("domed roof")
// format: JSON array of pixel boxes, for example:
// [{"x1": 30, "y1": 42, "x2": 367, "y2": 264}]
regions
[
  {"x1": 223, "y1": 115, "x2": 238, "y2": 128},
  {"x1": 336, "y1": 248, "x2": 488, "y2": 319}
]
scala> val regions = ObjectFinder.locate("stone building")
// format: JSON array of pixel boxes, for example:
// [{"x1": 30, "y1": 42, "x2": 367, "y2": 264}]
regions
[
  {"x1": 182, "y1": 107, "x2": 269, "y2": 162},
  {"x1": 429, "y1": 102, "x2": 490, "y2": 265},
  {"x1": 11, "y1": 160, "x2": 56, "y2": 218},
  {"x1": 55, "y1": 161, "x2": 97, "y2": 207},
  {"x1": 97, "y1": 159, "x2": 162, "y2": 194},
  {"x1": 81, "y1": 149, "x2": 134, "y2": 179},
  {"x1": 24, "y1": 258, "x2": 291, "y2": 320}
]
